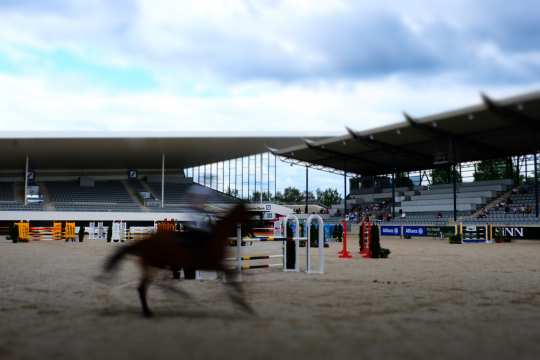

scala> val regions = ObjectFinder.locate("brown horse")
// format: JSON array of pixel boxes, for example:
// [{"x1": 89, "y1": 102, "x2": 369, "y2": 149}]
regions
[{"x1": 101, "y1": 202, "x2": 252, "y2": 317}]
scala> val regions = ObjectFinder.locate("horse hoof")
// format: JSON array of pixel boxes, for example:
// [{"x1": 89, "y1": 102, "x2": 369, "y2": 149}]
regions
[{"x1": 143, "y1": 311, "x2": 154, "y2": 318}]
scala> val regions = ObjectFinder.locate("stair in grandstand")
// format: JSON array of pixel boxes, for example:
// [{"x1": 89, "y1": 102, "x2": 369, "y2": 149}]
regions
[
  {"x1": 122, "y1": 179, "x2": 147, "y2": 210},
  {"x1": 37, "y1": 182, "x2": 56, "y2": 211}
]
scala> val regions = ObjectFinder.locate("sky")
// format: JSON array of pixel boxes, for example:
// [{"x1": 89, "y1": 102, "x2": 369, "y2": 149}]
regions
[{"x1": 1, "y1": 0, "x2": 539, "y2": 195}]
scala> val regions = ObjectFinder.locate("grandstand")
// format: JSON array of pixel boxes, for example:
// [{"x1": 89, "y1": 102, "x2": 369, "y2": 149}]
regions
[
  {"x1": 0, "y1": 134, "x2": 305, "y2": 223},
  {"x1": 1, "y1": 90, "x2": 540, "y2": 229},
  {"x1": 273, "y1": 90, "x2": 540, "y2": 227}
]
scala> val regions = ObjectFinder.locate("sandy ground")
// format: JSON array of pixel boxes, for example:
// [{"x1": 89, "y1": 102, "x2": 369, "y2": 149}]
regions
[{"x1": 1, "y1": 236, "x2": 539, "y2": 360}]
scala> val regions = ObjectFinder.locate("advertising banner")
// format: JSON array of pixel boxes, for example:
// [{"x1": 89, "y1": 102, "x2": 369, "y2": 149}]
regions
[
  {"x1": 381, "y1": 226, "x2": 401, "y2": 236},
  {"x1": 426, "y1": 226, "x2": 455, "y2": 237},
  {"x1": 493, "y1": 226, "x2": 540, "y2": 240},
  {"x1": 403, "y1": 226, "x2": 428, "y2": 237}
]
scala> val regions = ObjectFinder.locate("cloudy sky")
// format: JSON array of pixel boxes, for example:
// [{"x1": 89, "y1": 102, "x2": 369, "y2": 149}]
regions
[{"x1": 1, "y1": 0, "x2": 539, "y2": 194}]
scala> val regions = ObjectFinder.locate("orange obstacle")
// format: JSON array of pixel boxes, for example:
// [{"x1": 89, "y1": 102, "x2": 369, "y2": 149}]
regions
[
  {"x1": 156, "y1": 219, "x2": 176, "y2": 233},
  {"x1": 17, "y1": 222, "x2": 30, "y2": 242},
  {"x1": 64, "y1": 222, "x2": 76, "y2": 242},
  {"x1": 338, "y1": 220, "x2": 352, "y2": 259}
]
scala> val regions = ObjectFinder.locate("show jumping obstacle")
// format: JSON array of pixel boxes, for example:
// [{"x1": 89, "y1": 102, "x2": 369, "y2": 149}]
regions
[
  {"x1": 338, "y1": 220, "x2": 352, "y2": 258},
  {"x1": 359, "y1": 220, "x2": 373, "y2": 258},
  {"x1": 16, "y1": 221, "x2": 76, "y2": 241},
  {"x1": 226, "y1": 214, "x2": 325, "y2": 274}
]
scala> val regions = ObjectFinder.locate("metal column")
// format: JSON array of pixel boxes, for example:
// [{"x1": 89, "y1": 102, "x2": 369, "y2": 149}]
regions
[
  {"x1": 228, "y1": 160, "x2": 231, "y2": 194},
  {"x1": 24, "y1": 154, "x2": 29, "y2": 206},
  {"x1": 391, "y1": 171, "x2": 396, "y2": 218},
  {"x1": 343, "y1": 163, "x2": 347, "y2": 217},
  {"x1": 305, "y1": 166, "x2": 309, "y2": 214},
  {"x1": 161, "y1": 153, "x2": 165, "y2": 209},
  {"x1": 274, "y1": 154, "x2": 277, "y2": 198},
  {"x1": 535, "y1": 153, "x2": 539, "y2": 217},
  {"x1": 260, "y1": 153, "x2": 263, "y2": 203},
  {"x1": 241, "y1": 157, "x2": 244, "y2": 199},
  {"x1": 267, "y1": 153, "x2": 270, "y2": 198},
  {"x1": 247, "y1": 156, "x2": 251, "y2": 200},
  {"x1": 452, "y1": 163, "x2": 457, "y2": 222}
]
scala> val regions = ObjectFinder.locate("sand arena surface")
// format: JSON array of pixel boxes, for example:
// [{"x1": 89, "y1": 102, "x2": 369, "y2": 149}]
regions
[{"x1": 1, "y1": 236, "x2": 539, "y2": 360}]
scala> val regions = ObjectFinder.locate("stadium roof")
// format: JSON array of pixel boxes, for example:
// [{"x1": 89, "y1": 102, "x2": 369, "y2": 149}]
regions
[
  {"x1": 270, "y1": 90, "x2": 540, "y2": 176},
  {"x1": 0, "y1": 132, "x2": 333, "y2": 170}
]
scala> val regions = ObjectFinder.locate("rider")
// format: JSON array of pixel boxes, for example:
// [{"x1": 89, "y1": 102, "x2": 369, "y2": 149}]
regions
[{"x1": 185, "y1": 184, "x2": 215, "y2": 232}]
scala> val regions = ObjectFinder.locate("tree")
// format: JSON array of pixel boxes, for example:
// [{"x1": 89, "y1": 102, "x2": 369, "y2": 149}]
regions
[
  {"x1": 316, "y1": 188, "x2": 342, "y2": 207},
  {"x1": 226, "y1": 187, "x2": 239, "y2": 197},
  {"x1": 283, "y1": 187, "x2": 303, "y2": 203},
  {"x1": 431, "y1": 166, "x2": 462, "y2": 185},
  {"x1": 474, "y1": 158, "x2": 514, "y2": 181},
  {"x1": 251, "y1": 191, "x2": 272, "y2": 202},
  {"x1": 395, "y1": 172, "x2": 413, "y2": 187}
]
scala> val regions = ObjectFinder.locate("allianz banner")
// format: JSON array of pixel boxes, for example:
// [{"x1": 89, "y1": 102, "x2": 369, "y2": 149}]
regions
[
  {"x1": 381, "y1": 226, "x2": 401, "y2": 236},
  {"x1": 403, "y1": 226, "x2": 428, "y2": 237},
  {"x1": 493, "y1": 226, "x2": 540, "y2": 240}
]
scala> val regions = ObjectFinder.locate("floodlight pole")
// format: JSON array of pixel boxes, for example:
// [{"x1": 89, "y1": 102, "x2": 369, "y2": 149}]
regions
[
  {"x1": 161, "y1": 152, "x2": 165, "y2": 209},
  {"x1": 24, "y1": 154, "x2": 29, "y2": 206},
  {"x1": 535, "y1": 152, "x2": 539, "y2": 218}
]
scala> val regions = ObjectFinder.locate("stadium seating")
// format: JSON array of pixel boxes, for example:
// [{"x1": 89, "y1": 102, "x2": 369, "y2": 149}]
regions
[
  {"x1": 147, "y1": 182, "x2": 236, "y2": 205},
  {"x1": 398, "y1": 180, "x2": 513, "y2": 214},
  {"x1": 0, "y1": 182, "x2": 15, "y2": 201},
  {"x1": 0, "y1": 178, "x2": 237, "y2": 212},
  {"x1": 45, "y1": 180, "x2": 141, "y2": 212},
  {"x1": 467, "y1": 185, "x2": 538, "y2": 224}
]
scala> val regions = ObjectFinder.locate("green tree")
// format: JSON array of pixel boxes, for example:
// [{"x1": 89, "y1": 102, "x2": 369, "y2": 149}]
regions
[
  {"x1": 279, "y1": 187, "x2": 304, "y2": 203},
  {"x1": 226, "y1": 187, "x2": 239, "y2": 197},
  {"x1": 431, "y1": 166, "x2": 462, "y2": 185},
  {"x1": 395, "y1": 172, "x2": 413, "y2": 187},
  {"x1": 251, "y1": 191, "x2": 272, "y2": 201},
  {"x1": 315, "y1": 188, "x2": 342, "y2": 207},
  {"x1": 474, "y1": 158, "x2": 514, "y2": 181}
]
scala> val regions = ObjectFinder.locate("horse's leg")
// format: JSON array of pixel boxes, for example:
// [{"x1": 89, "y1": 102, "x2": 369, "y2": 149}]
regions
[
  {"x1": 137, "y1": 264, "x2": 155, "y2": 318},
  {"x1": 223, "y1": 268, "x2": 254, "y2": 314}
]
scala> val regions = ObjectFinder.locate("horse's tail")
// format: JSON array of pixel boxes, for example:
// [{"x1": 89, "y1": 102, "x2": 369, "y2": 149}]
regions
[{"x1": 103, "y1": 243, "x2": 137, "y2": 273}]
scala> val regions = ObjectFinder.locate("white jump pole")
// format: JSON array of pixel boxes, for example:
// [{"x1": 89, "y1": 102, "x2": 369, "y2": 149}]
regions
[
  {"x1": 282, "y1": 215, "x2": 300, "y2": 272},
  {"x1": 306, "y1": 214, "x2": 325, "y2": 274}
]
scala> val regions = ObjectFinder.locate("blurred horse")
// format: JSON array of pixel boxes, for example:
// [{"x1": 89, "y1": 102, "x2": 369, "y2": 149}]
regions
[{"x1": 101, "y1": 202, "x2": 252, "y2": 317}]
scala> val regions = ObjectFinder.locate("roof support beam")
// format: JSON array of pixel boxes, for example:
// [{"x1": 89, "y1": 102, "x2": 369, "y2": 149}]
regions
[
  {"x1": 482, "y1": 93, "x2": 540, "y2": 132},
  {"x1": 404, "y1": 112, "x2": 504, "y2": 159},
  {"x1": 303, "y1": 139, "x2": 381, "y2": 168},
  {"x1": 345, "y1": 127, "x2": 433, "y2": 162}
]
